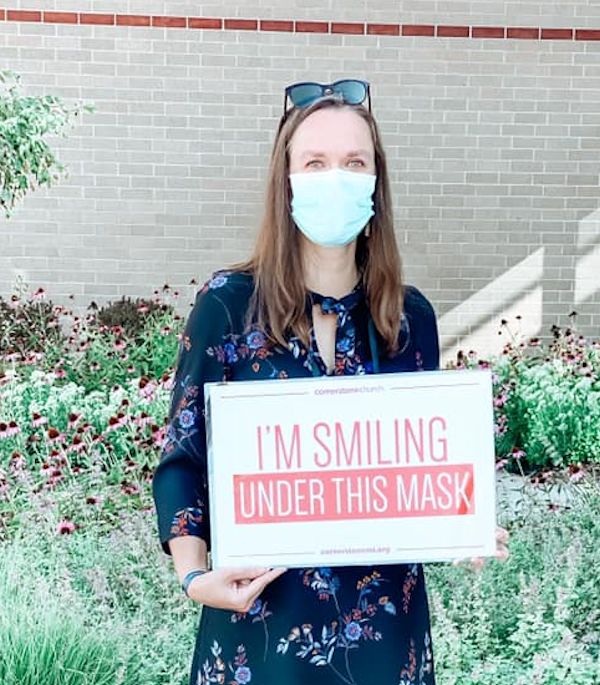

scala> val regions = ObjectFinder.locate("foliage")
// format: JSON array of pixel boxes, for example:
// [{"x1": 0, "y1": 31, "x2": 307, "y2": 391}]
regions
[
  {"x1": 0, "y1": 368, "x2": 170, "y2": 540},
  {"x1": 427, "y1": 476, "x2": 600, "y2": 684},
  {"x1": 94, "y1": 295, "x2": 175, "y2": 340},
  {"x1": 0, "y1": 280, "x2": 64, "y2": 358},
  {"x1": 0, "y1": 283, "x2": 182, "y2": 393},
  {"x1": 0, "y1": 509, "x2": 196, "y2": 685},
  {"x1": 0, "y1": 69, "x2": 94, "y2": 218},
  {"x1": 0, "y1": 288, "x2": 599, "y2": 684},
  {"x1": 451, "y1": 316, "x2": 600, "y2": 472}
]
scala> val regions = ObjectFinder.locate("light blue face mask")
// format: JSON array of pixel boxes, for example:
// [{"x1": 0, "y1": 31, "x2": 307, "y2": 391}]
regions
[{"x1": 289, "y1": 168, "x2": 376, "y2": 247}]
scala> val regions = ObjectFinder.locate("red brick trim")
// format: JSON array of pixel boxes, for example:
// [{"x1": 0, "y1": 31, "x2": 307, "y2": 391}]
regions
[
  {"x1": 436, "y1": 25, "x2": 470, "y2": 37},
  {"x1": 2, "y1": 9, "x2": 599, "y2": 41},
  {"x1": 7, "y1": 9, "x2": 40, "y2": 22},
  {"x1": 507, "y1": 26, "x2": 540, "y2": 39},
  {"x1": 152, "y1": 15, "x2": 186, "y2": 28},
  {"x1": 575, "y1": 29, "x2": 600, "y2": 40},
  {"x1": 331, "y1": 22, "x2": 364, "y2": 35},
  {"x1": 223, "y1": 18, "x2": 257, "y2": 30},
  {"x1": 471, "y1": 26, "x2": 505, "y2": 38},
  {"x1": 80, "y1": 13, "x2": 115, "y2": 25},
  {"x1": 367, "y1": 23, "x2": 400, "y2": 36},
  {"x1": 116, "y1": 14, "x2": 150, "y2": 27},
  {"x1": 402, "y1": 24, "x2": 435, "y2": 37},
  {"x1": 44, "y1": 11, "x2": 78, "y2": 24},
  {"x1": 295, "y1": 21, "x2": 329, "y2": 33},
  {"x1": 260, "y1": 20, "x2": 293, "y2": 32},
  {"x1": 541, "y1": 28, "x2": 573, "y2": 40},
  {"x1": 188, "y1": 17, "x2": 222, "y2": 30}
]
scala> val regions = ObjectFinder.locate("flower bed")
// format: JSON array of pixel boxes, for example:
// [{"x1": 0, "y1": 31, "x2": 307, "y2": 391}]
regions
[{"x1": 1, "y1": 287, "x2": 599, "y2": 684}]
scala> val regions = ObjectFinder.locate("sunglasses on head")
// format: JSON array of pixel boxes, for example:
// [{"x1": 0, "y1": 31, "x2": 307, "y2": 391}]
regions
[{"x1": 281, "y1": 79, "x2": 371, "y2": 122}]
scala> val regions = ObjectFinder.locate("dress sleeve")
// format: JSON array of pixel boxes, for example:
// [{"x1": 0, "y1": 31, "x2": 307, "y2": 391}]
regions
[{"x1": 152, "y1": 286, "x2": 231, "y2": 556}]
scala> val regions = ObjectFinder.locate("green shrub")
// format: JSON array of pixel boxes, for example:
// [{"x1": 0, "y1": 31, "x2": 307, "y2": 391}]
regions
[
  {"x1": 452, "y1": 319, "x2": 600, "y2": 472},
  {"x1": 427, "y1": 476, "x2": 600, "y2": 684}
]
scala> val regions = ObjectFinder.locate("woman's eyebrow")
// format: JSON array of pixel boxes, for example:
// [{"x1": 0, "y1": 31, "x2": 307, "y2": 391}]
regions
[{"x1": 300, "y1": 149, "x2": 372, "y2": 159}]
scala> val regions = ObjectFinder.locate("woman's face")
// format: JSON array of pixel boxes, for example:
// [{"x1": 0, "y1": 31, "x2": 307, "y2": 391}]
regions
[{"x1": 288, "y1": 107, "x2": 376, "y2": 176}]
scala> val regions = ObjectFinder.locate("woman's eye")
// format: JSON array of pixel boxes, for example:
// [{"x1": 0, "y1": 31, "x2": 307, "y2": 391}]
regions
[
  {"x1": 347, "y1": 159, "x2": 365, "y2": 168},
  {"x1": 306, "y1": 159, "x2": 322, "y2": 168}
]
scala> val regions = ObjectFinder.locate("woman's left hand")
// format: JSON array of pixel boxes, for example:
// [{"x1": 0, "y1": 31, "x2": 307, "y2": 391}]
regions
[{"x1": 452, "y1": 526, "x2": 510, "y2": 571}]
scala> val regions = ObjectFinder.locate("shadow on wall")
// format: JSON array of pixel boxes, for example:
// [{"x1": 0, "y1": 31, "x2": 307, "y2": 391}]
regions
[{"x1": 439, "y1": 206, "x2": 600, "y2": 363}]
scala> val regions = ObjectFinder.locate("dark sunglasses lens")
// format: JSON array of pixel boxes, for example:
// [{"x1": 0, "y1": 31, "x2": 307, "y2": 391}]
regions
[
  {"x1": 288, "y1": 83, "x2": 323, "y2": 107},
  {"x1": 334, "y1": 80, "x2": 367, "y2": 105}
]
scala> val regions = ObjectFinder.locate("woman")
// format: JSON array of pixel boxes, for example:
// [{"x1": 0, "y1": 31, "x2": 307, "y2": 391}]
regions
[{"x1": 152, "y1": 79, "x2": 508, "y2": 685}]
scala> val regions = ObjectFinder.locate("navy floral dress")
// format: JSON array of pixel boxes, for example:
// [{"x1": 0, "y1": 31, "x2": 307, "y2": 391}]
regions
[{"x1": 152, "y1": 270, "x2": 440, "y2": 685}]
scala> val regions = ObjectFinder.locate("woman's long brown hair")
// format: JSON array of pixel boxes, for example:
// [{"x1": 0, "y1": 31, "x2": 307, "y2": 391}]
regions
[{"x1": 234, "y1": 97, "x2": 405, "y2": 356}]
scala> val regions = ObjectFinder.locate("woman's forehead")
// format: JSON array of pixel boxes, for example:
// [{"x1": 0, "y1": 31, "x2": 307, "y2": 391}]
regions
[{"x1": 289, "y1": 108, "x2": 373, "y2": 155}]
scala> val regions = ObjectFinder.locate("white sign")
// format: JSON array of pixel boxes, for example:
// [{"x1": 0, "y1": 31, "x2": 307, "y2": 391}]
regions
[{"x1": 205, "y1": 369, "x2": 497, "y2": 568}]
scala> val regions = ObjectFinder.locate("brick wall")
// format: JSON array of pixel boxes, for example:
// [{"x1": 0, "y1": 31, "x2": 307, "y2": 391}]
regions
[{"x1": 1, "y1": 1, "x2": 599, "y2": 361}]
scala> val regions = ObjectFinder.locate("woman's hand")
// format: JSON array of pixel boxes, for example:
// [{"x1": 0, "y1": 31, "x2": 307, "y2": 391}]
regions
[
  {"x1": 452, "y1": 526, "x2": 510, "y2": 571},
  {"x1": 186, "y1": 566, "x2": 287, "y2": 611}
]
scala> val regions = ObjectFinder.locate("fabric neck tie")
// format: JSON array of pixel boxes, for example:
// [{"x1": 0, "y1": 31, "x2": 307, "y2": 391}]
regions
[{"x1": 309, "y1": 284, "x2": 363, "y2": 315}]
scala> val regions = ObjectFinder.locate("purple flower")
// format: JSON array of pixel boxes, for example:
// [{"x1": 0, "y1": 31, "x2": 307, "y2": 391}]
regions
[
  {"x1": 178, "y1": 409, "x2": 195, "y2": 429},
  {"x1": 246, "y1": 330, "x2": 266, "y2": 350},
  {"x1": 344, "y1": 621, "x2": 362, "y2": 641},
  {"x1": 234, "y1": 666, "x2": 252, "y2": 684},
  {"x1": 336, "y1": 336, "x2": 353, "y2": 353},
  {"x1": 223, "y1": 342, "x2": 238, "y2": 364},
  {"x1": 248, "y1": 599, "x2": 262, "y2": 615},
  {"x1": 208, "y1": 274, "x2": 227, "y2": 289}
]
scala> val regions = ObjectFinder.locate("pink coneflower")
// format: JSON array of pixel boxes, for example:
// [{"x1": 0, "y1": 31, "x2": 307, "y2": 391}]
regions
[
  {"x1": 160, "y1": 325, "x2": 172, "y2": 336},
  {"x1": 86, "y1": 495, "x2": 102, "y2": 505},
  {"x1": 511, "y1": 449, "x2": 526, "y2": 460},
  {"x1": 121, "y1": 481, "x2": 140, "y2": 496},
  {"x1": 67, "y1": 435, "x2": 86, "y2": 454},
  {"x1": 110, "y1": 325, "x2": 124, "y2": 337},
  {"x1": 138, "y1": 377, "x2": 157, "y2": 400},
  {"x1": 56, "y1": 519, "x2": 76, "y2": 534},
  {"x1": 134, "y1": 412, "x2": 153, "y2": 428},
  {"x1": 46, "y1": 427, "x2": 65, "y2": 444},
  {"x1": 137, "y1": 304, "x2": 149, "y2": 313},
  {"x1": 113, "y1": 340, "x2": 127, "y2": 351},
  {"x1": 0, "y1": 421, "x2": 21, "y2": 439},
  {"x1": 106, "y1": 413, "x2": 128, "y2": 432},
  {"x1": 32, "y1": 287, "x2": 46, "y2": 301},
  {"x1": 67, "y1": 413, "x2": 81, "y2": 429},
  {"x1": 9, "y1": 451, "x2": 26, "y2": 470},
  {"x1": 152, "y1": 425, "x2": 167, "y2": 448},
  {"x1": 159, "y1": 372, "x2": 174, "y2": 391}
]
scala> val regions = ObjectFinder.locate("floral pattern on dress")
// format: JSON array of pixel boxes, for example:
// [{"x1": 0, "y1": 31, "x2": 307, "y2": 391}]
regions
[
  {"x1": 230, "y1": 598, "x2": 274, "y2": 661},
  {"x1": 398, "y1": 631, "x2": 433, "y2": 685},
  {"x1": 277, "y1": 568, "x2": 396, "y2": 684},
  {"x1": 402, "y1": 564, "x2": 419, "y2": 614},
  {"x1": 199, "y1": 642, "x2": 252, "y2": 685},
  {"x1": 170, "y1": 505, "x2": 204, "y2": 537},
  {"x1": 162, "y1": 375, "x2": 202, "y2": 457}
]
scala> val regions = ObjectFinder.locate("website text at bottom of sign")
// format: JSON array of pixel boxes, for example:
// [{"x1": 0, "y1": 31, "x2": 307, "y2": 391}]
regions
[{"x1": 233, "y1": 464, "x2": 475, "y2": 524}]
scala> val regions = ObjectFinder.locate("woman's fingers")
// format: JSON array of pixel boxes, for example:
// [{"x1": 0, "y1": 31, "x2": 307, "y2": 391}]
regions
[
  {"x1": 237, "y1": 567, "x2": 288, "y2": 611},
  {"x1": 225, "y1": 567, "x2": 271, "y2": 581},
  {"x1": 496, "y1": 526, "x2": 509, "y2": 544}
]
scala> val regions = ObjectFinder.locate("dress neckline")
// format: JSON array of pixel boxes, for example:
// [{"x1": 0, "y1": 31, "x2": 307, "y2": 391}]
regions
[{"x1": 307, "y1": 281, "x2": 364, "y2": 315}]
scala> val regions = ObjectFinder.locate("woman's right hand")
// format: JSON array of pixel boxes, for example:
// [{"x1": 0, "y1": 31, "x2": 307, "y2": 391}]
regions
[{"x1": 187, "y1": 566, "x2": 287, "y2": 611}]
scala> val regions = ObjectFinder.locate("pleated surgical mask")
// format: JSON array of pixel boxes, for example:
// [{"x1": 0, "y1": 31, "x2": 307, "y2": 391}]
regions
[{"x1": 289, "y1": 168, "x2": 376, "y2": 247}]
